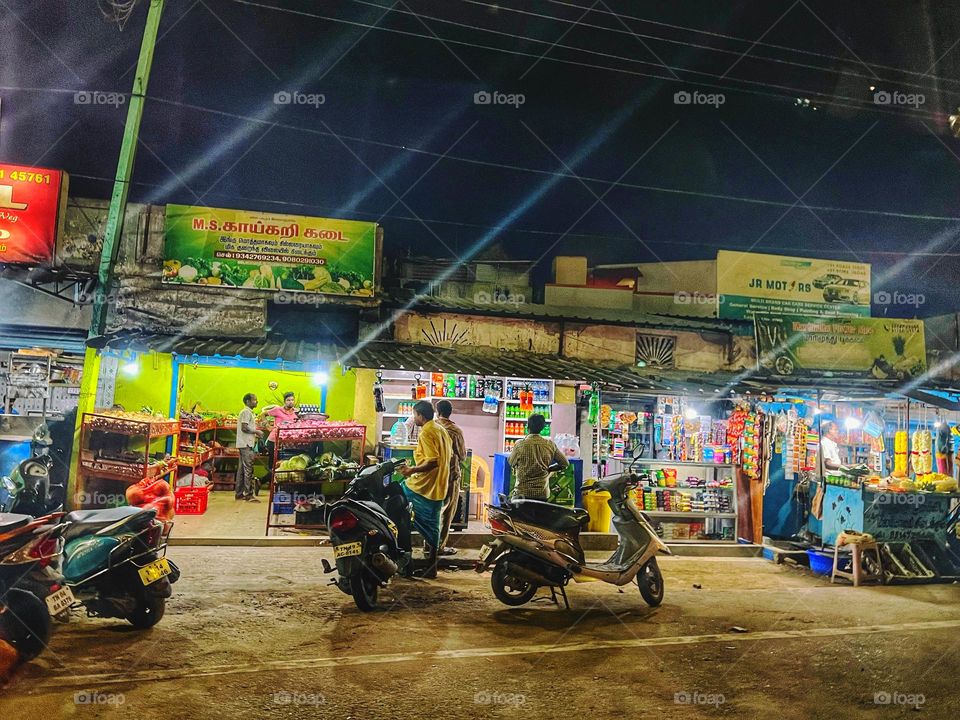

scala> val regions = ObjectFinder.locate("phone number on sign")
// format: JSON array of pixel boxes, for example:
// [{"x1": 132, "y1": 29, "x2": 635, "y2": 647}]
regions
[{"x1": 0, "y1": 169, "x2": 54, "y2": 184}]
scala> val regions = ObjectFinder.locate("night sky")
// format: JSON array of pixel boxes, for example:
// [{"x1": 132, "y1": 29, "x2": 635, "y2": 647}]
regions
[{"x1": 3, "y1": 0, "x2": 960, "y2": 316}]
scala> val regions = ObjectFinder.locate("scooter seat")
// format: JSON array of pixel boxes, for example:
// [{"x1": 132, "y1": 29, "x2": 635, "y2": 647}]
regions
[
  {"x1": 0, "y1": 513, "x2": 32, "y2": 534},
  {"x1": 507, "y1": 500, "x2": 590, "y2": 533},
  {"x1": 63, "y1": 506, "x2": 156, "y2": 540}
]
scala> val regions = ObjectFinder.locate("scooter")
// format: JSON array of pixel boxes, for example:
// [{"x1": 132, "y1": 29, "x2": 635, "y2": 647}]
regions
[
  {"x1": 476, "y1": 470, "x2": 670, "y2": 609},
  {"x1": 56, "y1": 505, "x2": 180, "y2": 628},
  {"x1": 0, "y1": 455, "x2": 61, "y2": 517},
  {"x1": 1, "y1": 588, "x2": 51, "y2": 674},
  {"x1": 0, "y1": 512, "x2": 65, "y2": 665},
  {"x1": 322, "y1": 459, "x2": 412, "y2": 611}
]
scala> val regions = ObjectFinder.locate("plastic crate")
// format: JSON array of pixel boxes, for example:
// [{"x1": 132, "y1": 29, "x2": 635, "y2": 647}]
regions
[{"x1": 175, "y1": 486, "x2": 209, "y2": 515}]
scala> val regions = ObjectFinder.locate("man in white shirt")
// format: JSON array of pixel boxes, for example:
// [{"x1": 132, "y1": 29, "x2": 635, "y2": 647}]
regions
[
  {"x1": 820, "y1": 420, "x2": 843, "y2": 472},
  {"x1": 236, "y1": 393, "x2": 263, "y2": 502}
]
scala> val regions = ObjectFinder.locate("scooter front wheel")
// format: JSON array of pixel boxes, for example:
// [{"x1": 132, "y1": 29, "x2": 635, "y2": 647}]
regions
[
  {"x1": 490, "y1": 555, "x2": 538, "y2": 607},
  {"x1": 350, "y1": 570, "x2": 379, "y2": 612},
  {"x1": 637, "y1": 558, "x2": 664, "y2": 607}
]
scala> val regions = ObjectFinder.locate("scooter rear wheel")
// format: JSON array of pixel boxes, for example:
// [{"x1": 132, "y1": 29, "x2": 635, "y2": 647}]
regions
[
  {"x1": 0, "y1": 589, "x2": 50, "y2": 661},
  {"x1": 637, "y1": 558, "x2": 664, "y2": 607},
  {"x1": 350, "y1": 570, "x2": 379, "y2": 612},
  {"x1": 491, "y1": 555, "x2": 539, "y2": 606}
]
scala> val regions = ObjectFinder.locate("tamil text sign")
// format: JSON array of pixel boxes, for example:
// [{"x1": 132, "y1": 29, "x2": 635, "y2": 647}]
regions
[
  {"x1": 162, "y1": 204, "x2": 377, "y2": 297},
  {"x1": 755, "y1": 315, "x2": 925, "y2": 379}
]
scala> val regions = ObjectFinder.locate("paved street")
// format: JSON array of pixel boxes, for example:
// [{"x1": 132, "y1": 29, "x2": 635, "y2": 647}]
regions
[{"x1": 3, "y1": 548, "x2": 959, "y2": 719}]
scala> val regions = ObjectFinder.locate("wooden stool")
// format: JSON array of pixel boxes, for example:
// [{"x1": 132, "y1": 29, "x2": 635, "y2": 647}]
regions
[{"x1": 831, "y1": 532, "x2": 883, "y2": 586}]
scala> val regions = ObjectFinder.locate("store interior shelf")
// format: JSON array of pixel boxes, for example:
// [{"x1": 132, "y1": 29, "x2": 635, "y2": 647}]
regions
[
  {"x1": 644, "y1": 510, "x2": 737, "y2": 519},
  {"x1": 631, "y1": 459, "x2": 735, "y2": 469}
]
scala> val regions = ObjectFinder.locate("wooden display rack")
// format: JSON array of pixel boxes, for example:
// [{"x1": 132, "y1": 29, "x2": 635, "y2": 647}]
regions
[
  {"x1": 265, "y1": 421, "x2": 367, "y2": 535},
  {"x1": 76, "y1": 412, "x2": 180, "y2": 509},
  {"x1": 176, "y1": 417, "x2": 218, "y2": 479}
]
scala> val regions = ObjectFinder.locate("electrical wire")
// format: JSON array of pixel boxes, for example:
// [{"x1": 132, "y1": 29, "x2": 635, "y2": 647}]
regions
[
  {"x1": 5, "y1": 82, "x2": 958, "y2": 224},
  {"x1": 5, "y1": 81, "x2": 954, "y2": 224},
  {"x1": 69, "y1": 171, "x2": 960, "y2": 256},
  {"x1": 434, "y1": 0, "x2": 960, "y2": 98},
  {"x1": 220, "y1": 0, "x2": 942, "y2": 120},
  {"x1": 544, "y1": 0, "x2": 960, "y2": 88}
]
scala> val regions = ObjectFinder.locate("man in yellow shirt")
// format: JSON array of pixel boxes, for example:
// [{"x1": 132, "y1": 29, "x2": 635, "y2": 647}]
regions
[{"x1": 398, "y1": 400, "x2": 451, "y2": 578}]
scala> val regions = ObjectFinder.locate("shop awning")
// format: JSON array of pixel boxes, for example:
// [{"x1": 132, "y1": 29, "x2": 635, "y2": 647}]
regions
[
  {"x1": 87, "y1": 330, "x2": 342, "y2": 364},
  {"x1": 385, "y1": 293, "x2": 749, "y2": 334},
  {"x1": 339, "y1": 341, "x2": 746, "y2": 394},
  {"x1": 0, "y1": 324, "x2": 88, "y2": 354}
]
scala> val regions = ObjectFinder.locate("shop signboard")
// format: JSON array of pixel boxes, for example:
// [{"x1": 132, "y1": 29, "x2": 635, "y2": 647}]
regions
[
  {"x1": 754, "y1": 315, "x2": 925, "y2": 379},
  {"x1": 717, "y1": 250, "x2": 871, "y2": 320},
  {"x1": 162, "y1": 204, "x2": 378, "y2": 297},
  {"x1": 0, "y1": 162, "x2": 69, "y2": 265}
]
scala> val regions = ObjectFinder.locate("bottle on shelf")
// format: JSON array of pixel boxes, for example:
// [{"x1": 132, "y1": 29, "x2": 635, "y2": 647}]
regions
[{"x1": 469, "y1": 375, "x2": 477, "y2": 398}]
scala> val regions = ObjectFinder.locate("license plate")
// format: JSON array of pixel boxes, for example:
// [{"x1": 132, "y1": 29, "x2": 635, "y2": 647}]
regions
[
  {"x1": 138, "y1": 557, "x2": 173, "y2": 586},
  {"x1": 478, "y1": 544, "x2": 494, "y2": 563},
  {"x1": 45, "y1": 586, "x2": 75, "y2": 616},
  {"x1": 333, "y1": 541, "x2": 362, "y2": 559}
]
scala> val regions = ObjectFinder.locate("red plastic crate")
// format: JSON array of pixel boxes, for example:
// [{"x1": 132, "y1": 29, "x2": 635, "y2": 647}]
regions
[{"x1": 174, "y1": 486, "x2": 209, "y2": 515}]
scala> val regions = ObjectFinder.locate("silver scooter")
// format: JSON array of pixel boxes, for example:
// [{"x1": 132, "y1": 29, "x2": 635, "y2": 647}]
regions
[{"x1": 476, "y1": 469, "x2": 670, "y2": 609}]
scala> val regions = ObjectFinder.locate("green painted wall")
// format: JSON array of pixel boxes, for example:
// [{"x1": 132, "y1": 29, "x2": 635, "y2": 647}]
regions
[
  {"x1": 112, "y1": 351, "x2": 174, "y2": 415},
  {"x1": 177, "y1": 362, "x2": 356, "y2": 420}
]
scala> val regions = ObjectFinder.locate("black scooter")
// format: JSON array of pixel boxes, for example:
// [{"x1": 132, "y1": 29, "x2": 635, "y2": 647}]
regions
[{"x1": 322, "y1": 459, "x2": 412, "y2": 611}]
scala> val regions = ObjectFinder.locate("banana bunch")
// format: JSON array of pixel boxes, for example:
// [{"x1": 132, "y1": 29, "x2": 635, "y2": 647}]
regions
[
  {"x1": 911, "y1": 428, "x2": 933, "y2": 476},
  {"x1": 893, "y1": 430, "x2": 909, "y2": 477}
]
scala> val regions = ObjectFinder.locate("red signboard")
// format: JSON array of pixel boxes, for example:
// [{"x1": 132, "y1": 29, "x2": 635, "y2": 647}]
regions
[{"x1": 0, "y1": 162, "x2": 68, "y2": 265}]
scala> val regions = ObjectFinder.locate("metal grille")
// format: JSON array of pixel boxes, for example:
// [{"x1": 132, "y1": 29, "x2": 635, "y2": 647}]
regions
[{"x1": 636, "y1": 333, "x2": 676, "y2": 368}]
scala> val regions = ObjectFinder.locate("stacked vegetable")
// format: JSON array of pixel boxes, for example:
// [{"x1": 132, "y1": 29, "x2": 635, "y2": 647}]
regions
[
  {"x1": 163, "y1": 258, "x2": 374, "y2": 296},
  {"x1": 275, "y1": 452, "x2": 360, "y2": 482}
]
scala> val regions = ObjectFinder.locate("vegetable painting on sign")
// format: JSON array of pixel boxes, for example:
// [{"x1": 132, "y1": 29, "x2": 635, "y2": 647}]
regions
[{"x1": 162, "y1": 204, "x2": 378, "y2": 297}]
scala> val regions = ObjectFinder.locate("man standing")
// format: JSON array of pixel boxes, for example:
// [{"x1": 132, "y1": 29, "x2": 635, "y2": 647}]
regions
[
  {"x1": 435, "y1": 400, "x2": 466, "y2": 556},
  {"x1": 820, "y1": 420, "x2": 844, "y2": 472},
  {"x1": 509, "y1": 413, "x2": 569, "y2": 501},
  {"x1": 397, "y1": 400, "x2": 451, "y2": 578},
  {"x1": 236, "y1": 393, "x2": 263, "y2": 502}
]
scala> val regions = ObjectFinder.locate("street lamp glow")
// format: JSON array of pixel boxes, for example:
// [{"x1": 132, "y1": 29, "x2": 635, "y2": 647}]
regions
[
  {"x1": 121, "y1": 361, "x2": 139, "y2": 376},
  {"x1": 312, "y1": 371, "x2": 329, "y2": 386},
  {"x1": 844, "y1": 416, "x2": 862, "y2": 430}
]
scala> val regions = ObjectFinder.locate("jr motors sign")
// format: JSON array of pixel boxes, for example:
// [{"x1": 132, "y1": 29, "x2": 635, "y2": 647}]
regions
[{"x1": 0, "y1": 162, "x2": 68, "y2": 265}]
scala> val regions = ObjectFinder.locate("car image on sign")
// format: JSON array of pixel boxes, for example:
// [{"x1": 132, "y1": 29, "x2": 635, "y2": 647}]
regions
[{"x1": 822, "y1": 278, "x2": 868, "y2": 304}]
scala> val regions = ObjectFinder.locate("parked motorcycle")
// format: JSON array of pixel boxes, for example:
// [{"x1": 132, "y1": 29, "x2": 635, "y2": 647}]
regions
[
  {"x1": 476, "y1": 471, "x2": 670, "y2": 609},
  {"x1": 0, "y1": 455, "x2": 60, "y2": 517},
  {"x1": 57, "y1": 506, "x2": 180, "y2": 628},
  {"x1": 0, "y1": 512, "x2": 65, "y2": 666},
  {"x1": 0, "y1": 511, "x2": 68, "y2": 611},
  {"x1": 0, "y1": 588, "x2": 51, "y2": 674},
  {"x1": 322, "y1": 459, "x2": 412, "y2": 611}
]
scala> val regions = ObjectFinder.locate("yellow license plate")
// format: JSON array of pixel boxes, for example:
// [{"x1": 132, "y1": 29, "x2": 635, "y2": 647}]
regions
[
  {"x1": 334, "y1": 541, "x2": 362, "y2": 559},
  {"x1": 138, "y1": 557, "x2": 172, "y2": 586}
]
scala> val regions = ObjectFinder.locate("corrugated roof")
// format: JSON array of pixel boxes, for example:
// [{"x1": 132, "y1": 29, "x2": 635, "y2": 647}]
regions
[
  {"x1": 87, "y1": 330, "x2": 341, "y2": 363},
  {"x1": 340, "y1": 341, "x2": 746, "y2": 394},
  {"x1": 385, "y1": 294, "x2": 746, "y2": 333}
]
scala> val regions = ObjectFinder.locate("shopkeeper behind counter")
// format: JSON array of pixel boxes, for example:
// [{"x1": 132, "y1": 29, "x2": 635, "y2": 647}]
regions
[
  {"x1": 820, "y1": 420, "x2": 843, "y2": 472},
  {"x1": 264, "y1": 392, "x2": 299, "y2": 466}
]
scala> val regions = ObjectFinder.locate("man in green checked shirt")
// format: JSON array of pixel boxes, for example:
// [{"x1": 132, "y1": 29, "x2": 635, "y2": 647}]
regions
[{"x1": 508, "y1": 414, "x2": 569, "y2": 501}]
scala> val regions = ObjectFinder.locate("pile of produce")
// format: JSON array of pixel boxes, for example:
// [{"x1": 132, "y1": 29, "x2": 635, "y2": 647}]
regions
[
  {"x1": 275, "y1": 452, "x2": 360, "y2": 482},
  {"x1": 163, "y1": 258, "x2": 373, "y2": 296}
]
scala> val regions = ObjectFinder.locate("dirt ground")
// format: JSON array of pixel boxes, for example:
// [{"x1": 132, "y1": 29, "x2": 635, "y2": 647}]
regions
[{"x1": 2, "y1": 548, "x2": 959, "y2": 719}]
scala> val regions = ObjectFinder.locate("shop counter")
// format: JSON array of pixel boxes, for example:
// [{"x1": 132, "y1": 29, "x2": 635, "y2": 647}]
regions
[
  {"x1": 491, "y1": 453, "x2": 584, "y2": 507},
  {"x1": 820, "y1": 484, "x2": 960, "y2": 546},
  {"x1": 381, "y1": 443, "x2": 472, "y2": 531}
]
